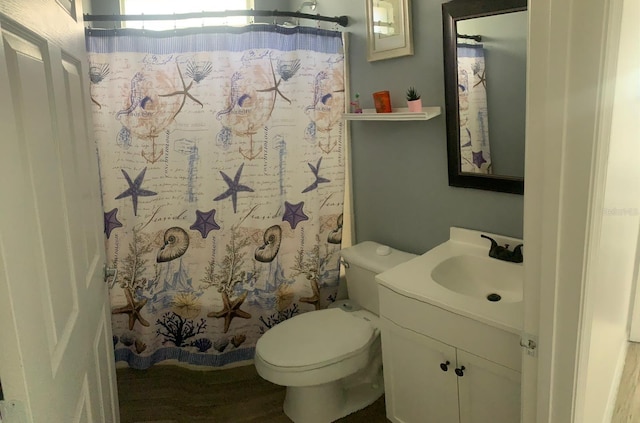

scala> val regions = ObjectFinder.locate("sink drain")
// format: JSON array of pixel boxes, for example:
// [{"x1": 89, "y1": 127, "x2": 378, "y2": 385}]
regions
[{"x1": 487, "y1": 293, "x2": 502, "y2": 302}]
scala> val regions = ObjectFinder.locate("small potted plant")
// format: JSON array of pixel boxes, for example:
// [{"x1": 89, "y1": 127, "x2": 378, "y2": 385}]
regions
[{"x1": 406, "y1": 86, "x2": 422, "y2": 112}]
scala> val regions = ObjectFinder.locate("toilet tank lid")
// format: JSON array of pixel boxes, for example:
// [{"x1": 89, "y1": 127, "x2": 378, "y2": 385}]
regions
[{"x1": 340, "y1": 241, "x2": 416, "y2": 274}]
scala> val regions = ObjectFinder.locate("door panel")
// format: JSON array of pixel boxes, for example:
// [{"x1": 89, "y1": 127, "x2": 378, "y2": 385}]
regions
[
  {"x1": 0, "y1": 2, "x2": 118, "y2": 422},
  {"x1": 3, "y1": 27, "x2": 80, "y2": 357},
  {"x1": 457, "y1": 350, "x2": 521, "y2": 423},
  {"x1": 74, "y1": 376, "x2": 93, "y2": 423},
  {"x1": 94, "y1": 305, "x2": 118, "y2": 423},
  {"x1": 60, "y1": 56, "x2": 91, "y2": 277},
  {"x1": 381, "y1": 318, "x2": 459, "y2": 423}
]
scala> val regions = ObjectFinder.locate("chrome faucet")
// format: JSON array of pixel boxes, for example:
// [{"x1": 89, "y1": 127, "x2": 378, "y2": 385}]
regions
[{"x1": 480, "y1": 234, "x2": 523, "y2": 263}]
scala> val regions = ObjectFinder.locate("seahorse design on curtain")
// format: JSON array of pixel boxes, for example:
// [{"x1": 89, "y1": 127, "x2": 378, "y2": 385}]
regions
[{"x1": 87, "y1": 26, "x2": 346, "y2": 368}]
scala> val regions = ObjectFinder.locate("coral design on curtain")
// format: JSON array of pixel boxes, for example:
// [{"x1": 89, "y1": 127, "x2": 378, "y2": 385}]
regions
[
  {"x1": 86, "y1": 26, "x2": 345, "y2": 368},
  {"x1": 457, "y1": 43, "x2": 492, "y2": 173}
]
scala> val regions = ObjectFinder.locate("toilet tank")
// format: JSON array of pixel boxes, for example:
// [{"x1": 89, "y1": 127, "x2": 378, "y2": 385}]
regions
[{"x1": 339, "y1": 241, "x2": 416, "y2": 315}]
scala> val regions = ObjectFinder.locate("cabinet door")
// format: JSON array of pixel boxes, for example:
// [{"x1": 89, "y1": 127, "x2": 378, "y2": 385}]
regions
[
  {"x1": 381, "y1": 318, "x2": 459, "y2": 423},
  {"x1": 457, "y1": 350, "x2": 521, "y2": 423}
]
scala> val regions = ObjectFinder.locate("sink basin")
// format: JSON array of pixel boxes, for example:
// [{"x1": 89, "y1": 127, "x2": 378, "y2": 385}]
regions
[
  {"x1": 375, "y1": 227, "x2": 524, "y2": 333},
  {"x1": 431, "y1": 255, "x2": 523, "y2": 303}
]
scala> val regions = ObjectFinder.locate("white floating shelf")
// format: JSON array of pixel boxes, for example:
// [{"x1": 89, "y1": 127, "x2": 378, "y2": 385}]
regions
[{"x1": 343, "y1": 106, "x2": 442, "y2": 121}]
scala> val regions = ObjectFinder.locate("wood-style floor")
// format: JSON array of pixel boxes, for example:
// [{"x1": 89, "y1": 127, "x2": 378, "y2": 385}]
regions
[
  {"x1": 117, "y1": 342, "x2": 640, "y2": 423},
  {"x1": 117, "y1": 364, "x2": 389, "y2": 423},
  {"x1": 612, "y1": 342, "x2": 640, "y2": 423}
]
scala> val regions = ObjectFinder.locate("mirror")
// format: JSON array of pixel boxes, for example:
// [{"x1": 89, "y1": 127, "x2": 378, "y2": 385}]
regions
[{"x1": 442, "y1": 0, "x2": 527, "y2": 194}]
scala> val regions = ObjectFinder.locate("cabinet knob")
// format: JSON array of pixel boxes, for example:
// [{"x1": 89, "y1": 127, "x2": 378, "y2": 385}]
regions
[
  {"x1": 455, "y1": 366, "x2": 466, "y2": 377},
  {"x1": 440, "y1": 361, "x2": 450, "y2": 372}
]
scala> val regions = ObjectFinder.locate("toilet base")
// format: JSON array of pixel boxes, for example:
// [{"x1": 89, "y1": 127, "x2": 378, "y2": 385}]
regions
[{"x1": 283, "y1": 367, "x2": 384, "y2": 423}]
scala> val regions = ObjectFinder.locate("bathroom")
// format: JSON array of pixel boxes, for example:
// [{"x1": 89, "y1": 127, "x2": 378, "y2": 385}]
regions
[{"x1": 0, "y1": 0, "x2": 638, "y2": 422}]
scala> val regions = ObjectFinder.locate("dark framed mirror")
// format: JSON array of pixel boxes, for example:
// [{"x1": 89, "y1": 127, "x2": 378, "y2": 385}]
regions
[{"x1": 442, "y1": 0, "x2": 527, "y2": 194}]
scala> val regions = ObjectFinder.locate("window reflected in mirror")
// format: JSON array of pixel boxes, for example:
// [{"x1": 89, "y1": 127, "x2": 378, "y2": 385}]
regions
[{"x1": 373, "y1": 0, "x2": 397, "y2": 35}]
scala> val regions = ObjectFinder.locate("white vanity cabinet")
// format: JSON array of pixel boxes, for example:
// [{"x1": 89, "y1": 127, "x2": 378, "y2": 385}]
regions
[
  {"x1": 378, "y1": 285, "x2": 522, "y2": 423},
  {"x1": 381, "y1": 319, "x2": 460, "y2": 423},
  {"x1": 456, "y1": 349, "x2": 521, "y2": 423}
]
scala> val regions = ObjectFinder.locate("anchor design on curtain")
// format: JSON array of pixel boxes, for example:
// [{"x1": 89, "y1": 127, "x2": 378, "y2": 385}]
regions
[{"x1": 87, "y1": 25, "x2": 346, "y2": 368}]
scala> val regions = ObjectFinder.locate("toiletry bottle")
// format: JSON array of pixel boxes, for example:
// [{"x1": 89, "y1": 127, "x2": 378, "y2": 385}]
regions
[{"x1": 350, "y1": 93, "x2": 363, "y2": 113}]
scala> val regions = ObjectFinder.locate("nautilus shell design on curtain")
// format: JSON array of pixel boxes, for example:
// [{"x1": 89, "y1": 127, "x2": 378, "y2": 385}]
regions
[
  {"x1": 255, "y1": 225, "x2": 283, "y2": 263},
  {"x1": 157, "y1": 227, "x2": 190, "y2": 263},
  {"x1": 88, "y1": 26, "x2": 346, "y2": 369},
  {"x1": 327, "y1": 213, "x2": 343, "y2": 244}
]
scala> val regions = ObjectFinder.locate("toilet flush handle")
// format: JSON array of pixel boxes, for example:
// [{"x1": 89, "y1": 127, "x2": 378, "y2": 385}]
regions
[{"x1": 340, "y1": 258, "x2": 350, "y2": 268}]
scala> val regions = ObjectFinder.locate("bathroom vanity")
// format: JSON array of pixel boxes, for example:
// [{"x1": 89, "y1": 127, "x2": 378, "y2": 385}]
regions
[{"x1": 375, "y1": 227, "x2": 523, "y2": 423}]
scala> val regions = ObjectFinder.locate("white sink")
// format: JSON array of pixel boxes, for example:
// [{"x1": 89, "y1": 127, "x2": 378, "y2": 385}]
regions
[
  {"x1": 376, "y1": 227, "x2": 524, "y2": 334},
  {"x1": 431, "y1": 255, "x2": 523, "y2": 303}
]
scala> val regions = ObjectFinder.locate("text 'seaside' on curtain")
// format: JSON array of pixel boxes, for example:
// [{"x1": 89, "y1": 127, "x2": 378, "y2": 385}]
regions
[{"x1": 87, "y1": 25, "x2": 346, "y2": 368}]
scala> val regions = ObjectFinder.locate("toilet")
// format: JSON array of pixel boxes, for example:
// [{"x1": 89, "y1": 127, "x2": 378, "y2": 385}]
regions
[{"x1": 254, "y1": 241, "x2": 416, "y2": 423}]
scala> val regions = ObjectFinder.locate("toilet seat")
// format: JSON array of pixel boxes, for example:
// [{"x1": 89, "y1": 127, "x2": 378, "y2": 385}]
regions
[{"x1": 256, "y1": 308, "x2": 378, "y2": 370}]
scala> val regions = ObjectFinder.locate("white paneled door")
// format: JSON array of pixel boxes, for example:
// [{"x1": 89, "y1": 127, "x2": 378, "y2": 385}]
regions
[{"x1": 0, "y1": 1, "x2": 119, "y2": 422}]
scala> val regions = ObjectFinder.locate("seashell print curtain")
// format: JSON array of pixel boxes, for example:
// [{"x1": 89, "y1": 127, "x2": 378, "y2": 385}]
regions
[
  {"x1": 86, "y1": 25, "x2": 345, "y2": 368},
  {"x1": 457, "y1": 43, "x2": 492, "y2": 173}
]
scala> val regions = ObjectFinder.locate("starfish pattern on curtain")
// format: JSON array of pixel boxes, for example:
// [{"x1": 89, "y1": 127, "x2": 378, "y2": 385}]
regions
[{"x1": 87, "y1": 25, "x2": 346, "y2": 368}]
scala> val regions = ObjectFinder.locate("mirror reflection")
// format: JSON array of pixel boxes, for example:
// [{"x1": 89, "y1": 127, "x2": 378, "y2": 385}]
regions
[
  {"x1": 456, "y1": 12, "x2": 527, "y2": 177},
  {"x1": 442, "y1": 0, "x2": 527, "y2": 194},
  {"x1": 372, "y1": 0, "x2": 398, "y2": 35}
]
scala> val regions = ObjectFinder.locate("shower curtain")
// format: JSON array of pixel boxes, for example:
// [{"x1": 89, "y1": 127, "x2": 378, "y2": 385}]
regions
[
  {"x1": 457, "y1": 43, "x2": 492, "y2": 173},
  {"x1": 86, "y1": 25, "x2": 346, "y2": 368}
]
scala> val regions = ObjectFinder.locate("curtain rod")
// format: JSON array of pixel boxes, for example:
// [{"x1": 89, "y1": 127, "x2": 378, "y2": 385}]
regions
[
  {"x1": 457, "y1": 33, "x2": 482, "y2": 42},
  {"x1": 83, "y1": 10, "x2": 349, "y2": 27}
]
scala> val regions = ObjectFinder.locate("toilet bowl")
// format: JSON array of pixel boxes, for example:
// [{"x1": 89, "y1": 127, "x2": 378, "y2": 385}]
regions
[
  {"x1": 254, "y1": 242, "x2": 416, "y2": 423},
  {"x1": 255, "y1": 303, "x2": 383, "y2": 422}
]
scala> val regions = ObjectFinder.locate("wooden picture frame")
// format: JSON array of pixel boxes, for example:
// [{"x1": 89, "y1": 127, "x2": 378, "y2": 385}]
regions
[{"x1": 366, "y1": 0, "x2": 413, "y2": 62}]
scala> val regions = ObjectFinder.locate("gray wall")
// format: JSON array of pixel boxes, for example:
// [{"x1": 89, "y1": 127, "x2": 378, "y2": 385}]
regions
[
  {"x1": 86, "y1": 0, "x2": 524, "y2": 255},
  {"x1": 317, "y1": 0, "x2": 523, "y2": 254},
  {"x1": 458, "y1": 11, "x2": 527, "y2": 177}
]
